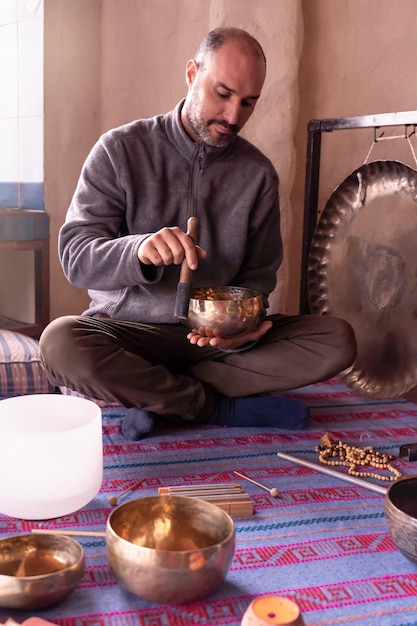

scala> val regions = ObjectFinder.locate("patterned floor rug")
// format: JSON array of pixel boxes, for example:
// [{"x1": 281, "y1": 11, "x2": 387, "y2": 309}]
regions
[{"x1": 2, "y1": 377, "x2": 417, "y2": 626}]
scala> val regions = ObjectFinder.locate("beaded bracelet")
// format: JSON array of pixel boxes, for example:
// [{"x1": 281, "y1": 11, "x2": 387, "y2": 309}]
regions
[{"x1": 315, "y1": 433, "x2": 402, "y2": 482}]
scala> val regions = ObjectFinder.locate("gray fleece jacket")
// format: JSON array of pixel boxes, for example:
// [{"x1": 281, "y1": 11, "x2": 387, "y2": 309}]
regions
[{"x1": 59, "y1": 100, "x2": 282, "y2": 323}]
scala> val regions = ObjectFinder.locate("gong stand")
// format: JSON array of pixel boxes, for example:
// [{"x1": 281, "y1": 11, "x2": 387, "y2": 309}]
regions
[
  {"x1": 300, "y1": 110, "x2": 417, "y2": 399},
  {"x1": 300, "y1": 110, "x2": 417, "y2": 314}
]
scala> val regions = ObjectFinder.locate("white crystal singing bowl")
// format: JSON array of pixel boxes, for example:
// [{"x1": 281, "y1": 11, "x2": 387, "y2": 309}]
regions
[{"x1": 0, "y1": 394, "x2": 103, "y2": 520}]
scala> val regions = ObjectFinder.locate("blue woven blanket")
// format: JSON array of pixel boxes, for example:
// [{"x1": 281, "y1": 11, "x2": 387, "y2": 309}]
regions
[{"x1": 2, "y1": 378, "x2": 417, "y2": 625}]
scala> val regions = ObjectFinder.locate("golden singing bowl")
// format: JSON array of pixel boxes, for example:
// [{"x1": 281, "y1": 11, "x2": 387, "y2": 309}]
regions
[
  {"x1": 385, "y1": 475, "x2": 417, "y2": 564},
  {"x1": 0, "y1": 534, "x2": 84, "y2": 609},
  {"x1": 106, "y1": 495, "x2": 235, "y2": 604},
  {"x1": 184, "y1": 286, "x2": 265, "y2": 338}
]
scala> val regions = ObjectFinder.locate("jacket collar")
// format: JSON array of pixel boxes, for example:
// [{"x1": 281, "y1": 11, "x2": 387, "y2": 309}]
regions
[{"x1": 165, "y1": 99, "x2": 236, "y2": 166}]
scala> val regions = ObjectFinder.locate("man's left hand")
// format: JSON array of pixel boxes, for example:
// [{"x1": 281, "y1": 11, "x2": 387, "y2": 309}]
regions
[{"x1": 187, "y1": 319, "x2": 272, "y2": 350}]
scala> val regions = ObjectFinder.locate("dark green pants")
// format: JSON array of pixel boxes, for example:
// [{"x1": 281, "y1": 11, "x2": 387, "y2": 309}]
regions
[{"x1": 39, "y1": 314, "x2": 356, "y2": 421}]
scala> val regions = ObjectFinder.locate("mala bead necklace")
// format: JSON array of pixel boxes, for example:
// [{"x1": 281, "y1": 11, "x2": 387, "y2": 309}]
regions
[{"x1": 315, "y1": 433, "x2": 402, "y2": 482}]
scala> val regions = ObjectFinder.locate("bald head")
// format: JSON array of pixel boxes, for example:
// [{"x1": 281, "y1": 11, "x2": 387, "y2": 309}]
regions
[
  {"x1": 194, "y1": 27, "x2": 266, "y2": 71},
  {"x1": 181, "y1": 27, "x2": 266, "y2": 147}
]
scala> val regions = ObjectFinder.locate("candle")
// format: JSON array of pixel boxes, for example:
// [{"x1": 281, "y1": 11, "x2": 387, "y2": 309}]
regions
[{"x1": 241, "y1": 596, "x2": 304, "y2": 626}]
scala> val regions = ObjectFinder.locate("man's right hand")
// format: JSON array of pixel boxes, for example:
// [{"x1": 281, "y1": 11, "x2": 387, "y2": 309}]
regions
[{"x1": 138, "y1": 226, "x2": 206, "y2": 269}]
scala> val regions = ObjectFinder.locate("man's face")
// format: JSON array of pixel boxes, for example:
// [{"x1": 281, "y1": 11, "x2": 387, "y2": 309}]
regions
[{"x1": 182, "y1": 42, "x2": 266, "y2": 147}]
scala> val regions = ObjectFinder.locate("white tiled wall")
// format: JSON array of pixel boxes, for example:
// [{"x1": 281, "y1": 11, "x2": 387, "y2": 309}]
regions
[{"x1": 0, "y1": 0, "x2": 43, "y2": 208}]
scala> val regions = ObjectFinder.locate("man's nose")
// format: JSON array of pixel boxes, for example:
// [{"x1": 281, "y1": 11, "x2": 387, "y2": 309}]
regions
[{"x1": 223, "y1": 100, "x2": 240, "y2": 126}]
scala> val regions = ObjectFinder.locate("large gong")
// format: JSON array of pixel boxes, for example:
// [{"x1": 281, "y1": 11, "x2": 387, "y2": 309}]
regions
[{"x1": 307, "y1": 160, "x2": 417, "y2": 398}]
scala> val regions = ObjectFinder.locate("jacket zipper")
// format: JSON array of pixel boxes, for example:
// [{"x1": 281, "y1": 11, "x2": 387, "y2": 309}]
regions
[{"x1": 189, "y1": 144, "x2": 205, "y2": 223}]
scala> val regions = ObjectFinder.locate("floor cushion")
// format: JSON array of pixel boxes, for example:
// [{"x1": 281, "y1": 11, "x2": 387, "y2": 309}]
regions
[{"x1": 0, "y1": 330, "x2": 55, "y2": 396}]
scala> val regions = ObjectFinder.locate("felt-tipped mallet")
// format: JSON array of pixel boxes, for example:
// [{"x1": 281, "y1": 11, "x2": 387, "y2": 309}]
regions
[
  {"x1": 233, "y1": 470, "x2": 279, "y2": 497},
  {"x1": 108, "y1": 479, "x2": 143, "y2": 506}
]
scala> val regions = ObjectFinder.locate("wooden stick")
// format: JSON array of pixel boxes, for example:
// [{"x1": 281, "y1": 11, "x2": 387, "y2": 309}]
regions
[
  {"x1": 233, "y1": 471, "x2": 280, "y2": 497},
  {"x1": 32, "y1": 528, "x2": 106, "y2": 538},
  {"x1": 158, "y1": 484, "x2": 254, "y2": 515},
  {"x1": 108, "y1": 479, "x2": 143, "y2": 506},
  {"x1": 159, "y1": 484, "x2": 244, "y2": 496},
  {"x1": 161, "y1": 482, "x2": 241, "y2": 491},
  {"x1": 161, "y1": 491, "x2": 249, "y2": 501},
  {"x1": 277, "y1": 451, "x2": 387, "y2": 495}
]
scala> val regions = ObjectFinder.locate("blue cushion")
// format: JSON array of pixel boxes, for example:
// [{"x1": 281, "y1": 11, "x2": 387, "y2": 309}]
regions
[{"x1": 0, "y1": 330, "x2": 55, "y2": 396}]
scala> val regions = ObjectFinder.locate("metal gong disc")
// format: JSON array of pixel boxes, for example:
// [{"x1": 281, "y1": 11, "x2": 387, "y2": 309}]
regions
[{"x1": 308, "y1": 160, "x2": 417, "y2": 398}]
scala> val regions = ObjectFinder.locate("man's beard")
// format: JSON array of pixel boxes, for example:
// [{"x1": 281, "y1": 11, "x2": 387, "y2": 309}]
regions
[{"x1": 186, "y1": 92, "x2": 238, "y2": 148}]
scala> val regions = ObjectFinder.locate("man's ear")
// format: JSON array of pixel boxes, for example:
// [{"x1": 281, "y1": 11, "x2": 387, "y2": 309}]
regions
[{"x1": 185, "y1": 59, "x2": 198, "y2": 88}]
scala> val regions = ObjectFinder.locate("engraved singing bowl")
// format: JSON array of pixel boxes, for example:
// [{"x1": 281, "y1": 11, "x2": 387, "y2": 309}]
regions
[
  {"x1": 106, "y1": 495, "x2": 235, "y2": 604},
  {"x1": 0, "y1": 533, "x2": 84, "y2": 609},
  {"x1": 384, "y1": 475, "x2": 417, "y2": 564},
  {"x1": 184, "y1": 286, "x2": 265, "y2": 338}
]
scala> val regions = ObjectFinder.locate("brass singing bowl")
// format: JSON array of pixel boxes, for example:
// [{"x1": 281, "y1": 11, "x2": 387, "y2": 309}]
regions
[
  {"x1": 0, "y1": 533, "x2": 84, "y2": 609},
  {"x1": 184, "y1": 286, "x2": 265, "y2": 338},
  {"x1": 384, "y1": 475, "x2": 417, "y2": 564},
  {"x1": 106, "y1": 495, "x2": 235, "y2": 604}
]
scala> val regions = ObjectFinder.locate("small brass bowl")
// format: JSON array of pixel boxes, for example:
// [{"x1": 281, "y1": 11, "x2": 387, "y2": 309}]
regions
[
  {"x1": 184, "y1": 286, "x2": 265, "y2": 338},
  {"x1": 0, "y1": 533, "x2": 85, "y2": 609},
  {"x1": 385, "y1": 475, "x2": 417, "y2": 563},
  {"x1": 106, "y1": 495, "x2": 235, "y2": 604}
]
